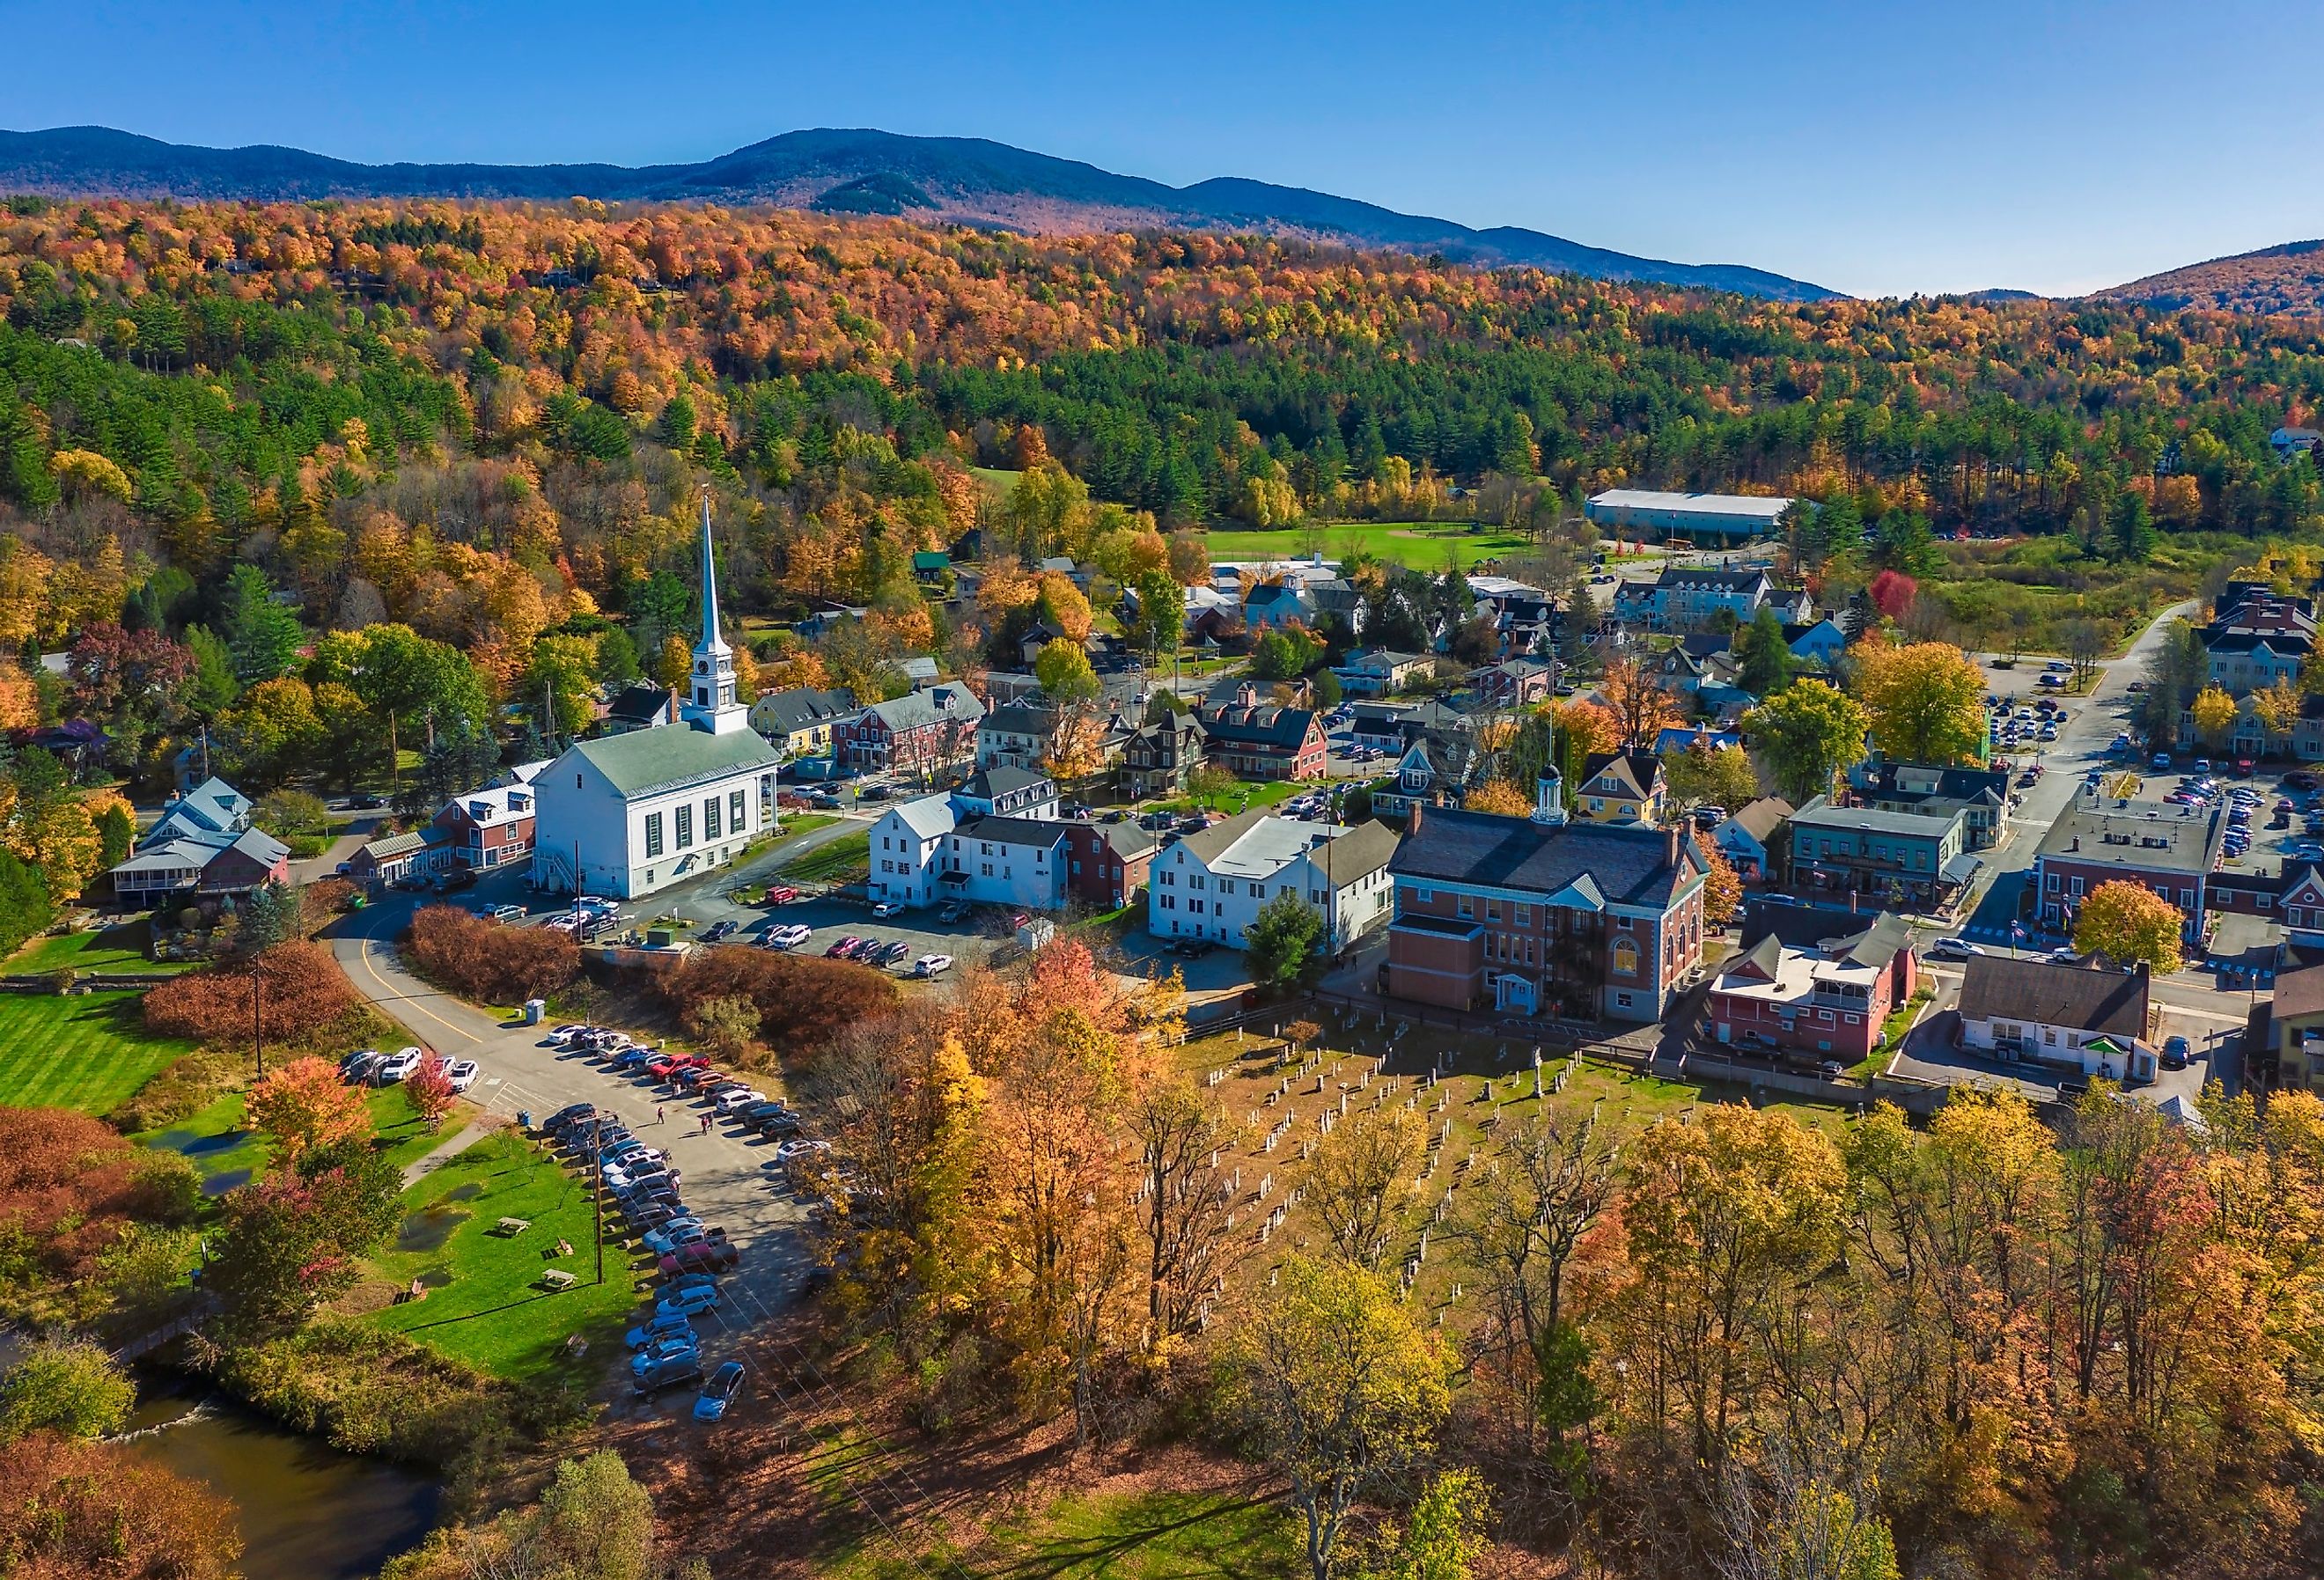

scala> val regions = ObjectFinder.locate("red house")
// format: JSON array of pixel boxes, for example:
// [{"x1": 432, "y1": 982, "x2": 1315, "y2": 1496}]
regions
[
  {"x1": 836, "y1": 684, "x2": 984, "y2": 776},
  {"x1": 430, "y1": 784, "x2": 537, "y2": 872},
  {"x1": 1706, "y1": 910, "x2": 1917, "y2": 1063},
  {"x1": 1195, "y1": 685, "x2": 1326, "y2": 782},
  {"x1": 1063, "y1": 821, "x2": 1159, "y2": 910}
]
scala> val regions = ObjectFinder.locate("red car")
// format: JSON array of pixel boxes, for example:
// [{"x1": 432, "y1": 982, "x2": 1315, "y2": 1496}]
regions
[
  {"x1": 764, "y1": 885, "x2": 799, "y2": 905},
  {"x1": 659, "y1": 1240, "x2": 740, "y2": 1276},
  {"x1": 645, "y1": 1053, "x2": 708, "y2": 1082},
  {"x1": 824, "y1": 935, "x2": 861, "y2": 959}
]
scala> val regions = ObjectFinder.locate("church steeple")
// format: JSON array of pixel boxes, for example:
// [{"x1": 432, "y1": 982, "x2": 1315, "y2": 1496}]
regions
[{"x1": 681, "y1": 489, "x2": 750, "y2": 736}]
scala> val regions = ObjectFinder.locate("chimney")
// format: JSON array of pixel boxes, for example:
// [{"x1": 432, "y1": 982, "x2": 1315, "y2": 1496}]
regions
[
  {"x1": 1667, "y1": 824, "x2": 1680, "y2": 869},
  {"x1": 1409, "y1": 802, "x2": 1424, "y2": 837}
]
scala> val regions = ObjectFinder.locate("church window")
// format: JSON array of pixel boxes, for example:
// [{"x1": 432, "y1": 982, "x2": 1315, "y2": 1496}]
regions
[
  {"x1": 704, "y1": 797, "x2": 721, "y2": 841},
  {"x1": 731, "y1": 790, "x2": 746, "y2": 831},
  {"x1": 644, "y1": 812, "x2": 664, "y2": 858},
  {"x1": 676, "y1": 806, "x2": 694, "y2": 849}
]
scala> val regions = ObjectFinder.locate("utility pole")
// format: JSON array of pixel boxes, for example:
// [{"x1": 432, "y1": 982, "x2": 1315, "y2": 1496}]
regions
[
  {"x1": 590, "y1": 1113, "x2": 605, "y2": 1287},
  {"x1": 248, "y1": 956, "x2": 264, "y2": 1078}
]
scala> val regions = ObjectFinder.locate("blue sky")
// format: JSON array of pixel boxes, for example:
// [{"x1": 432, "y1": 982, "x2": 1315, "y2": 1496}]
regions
[{"x1": 5, "y1": 0, "x2": 2315, "y2": 299}]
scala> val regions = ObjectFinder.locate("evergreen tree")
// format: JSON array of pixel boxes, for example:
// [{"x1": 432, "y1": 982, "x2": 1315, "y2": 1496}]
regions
[{"x1": 224, "y1": 565, "x2": 304, "y2": 685}]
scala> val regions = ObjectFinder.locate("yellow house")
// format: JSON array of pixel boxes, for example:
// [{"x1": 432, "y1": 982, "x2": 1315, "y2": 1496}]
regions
[
  {"x1": 1577, "y1": 751, "x2": 1667, "y2": 825},
  {"x1": 747, "y1": 687, "x2": 858, "y2": 758}
]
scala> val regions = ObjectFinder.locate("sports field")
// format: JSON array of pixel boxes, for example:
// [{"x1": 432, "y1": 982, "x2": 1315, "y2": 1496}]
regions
[{"x1": 1202, "y1": 519, "x2": 1532, "y2": 570}]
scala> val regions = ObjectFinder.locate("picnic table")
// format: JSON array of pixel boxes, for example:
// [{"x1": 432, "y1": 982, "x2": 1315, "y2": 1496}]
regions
[
  {"x1": 496, "y1": 1216, "x2": 531, "y2": 1237},
  {"x1": 538, "y1": 1268, "x2": 577, "y2": 1292}
]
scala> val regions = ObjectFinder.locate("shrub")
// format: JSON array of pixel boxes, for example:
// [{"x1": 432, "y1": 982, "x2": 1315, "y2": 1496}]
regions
[
  {"x1": 659, "y1": 946, "x2": 898, "y2": 1069},
  {"x1": 0, "y1": 1340, "x2": 136, "y2": 1440},
  {"x1": 684, "y1": 994, "x2": 761, "y2": 1061},
  {"x1": 0, "y1": 1106, "x2": 201, "y2": 1321},
  {"x1": 1, "y1": 1430, "x2": 241, "y2": 1580},
  {"x1": 143, "y1": 940, "x2": 358, "y2": 1052},
  {"x1": 403, "y1": 905, "x2": 580, "y2": 1005}
]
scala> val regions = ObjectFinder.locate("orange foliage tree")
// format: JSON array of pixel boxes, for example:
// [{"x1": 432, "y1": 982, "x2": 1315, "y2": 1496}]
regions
[
  {"x1": 143, "y1": 941, "x2": 359, "y2": 1053},
  {"x1": 402, "y1": 905, "x2": 582, "y2": 1005},
  {"x1": 245, "y1": 1055, "x2": 372, "y2": 1162},
  {"x1": 1597, "y1": 658, "x2": 1682, "y2": 751}
]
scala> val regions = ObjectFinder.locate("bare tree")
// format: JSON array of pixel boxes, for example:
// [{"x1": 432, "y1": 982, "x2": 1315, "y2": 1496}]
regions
[
  {"x1": 1129, "y1": 1077, "x2": 1241, "y2": 1346},
  {"x1": 1715, "y1": 1436, "x2": 1901, "y2": 1580}
]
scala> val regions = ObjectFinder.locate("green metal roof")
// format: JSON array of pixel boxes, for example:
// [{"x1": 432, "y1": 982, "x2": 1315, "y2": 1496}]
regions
[{"x1": 568, "y1": 725, "x2": 778, "y2": 798}]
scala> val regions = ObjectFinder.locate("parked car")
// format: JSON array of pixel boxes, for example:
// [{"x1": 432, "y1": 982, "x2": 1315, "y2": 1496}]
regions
[
  {"x1": 482, "y1": 902, "x2": 524, "y2": 922},
  {"x1": 640, "y1": 1217, "x2": 708, "y2": 1255},
  {"x1": 2161, "y1": 1035, "x2": 2192, "y2": 1070},
  {"x1": 340, "y1": 1048, "x2": 384, "y2": 1082},
  {"x1": 659, "y1": 1240, "x2": 741, "y2": 1277},
  {"x1": 702, "y1": 919, "x2": 739, "y2": 942},
  {"x1": 740, "y1": 1102, "x2": 801, "y2": 1135},
  {"x1": 909, "y1": 953, "x2": 954, "y2": 979},
  {"x1": 625, "y1": 1311, "x2": 695, "y2": 1350},
  {"x1": 539, "y1": 1102, "x2": 597, "y2": 1135},
  {"x1": 874, "y1": 939, "x2": 912, "y2": 965},
  {"x1": 764, "y1": 885, "x2": 800, "y2": 905},
  {"x1": 645, "y1": 1053, "x2": 708, "y2": 1082},
  {"x1": 445, "y1": 1059, "x2": 481, "y2": 1093},
  {"x1": 712, "y1": 1087, "x2": 768, "y2": 1113},
  {"x1": 371, "y1": 1047, "x2": 423, "y2": 1084},
  {"x1": 824, "y1": 935, "x2": 862, "y2": 959},
  {"x1": 1169, "y1": 937, "x2": 1218, "y2": 958},
  {"x1": 349, "y1": 793, "x2": 386, "y2": 810},
  {"x1": 1927, "y1": 937, "x2": 1985, "y2": 961},
  {"x1": 938, "y1": 900, "x2": 969, "y2": 923},
  {"x1": 631, "y1": 1342, "x2": 704, "y2": 1393},
  {"x1": 872, "y1": 900, "x2": 903, "y2": 918},
  {"x1": 694, "y1": 1361, "x2": 746, "y2": 1422},
  {"x1": 765, "y1": 923, "x2": 813, "y2": 950}
]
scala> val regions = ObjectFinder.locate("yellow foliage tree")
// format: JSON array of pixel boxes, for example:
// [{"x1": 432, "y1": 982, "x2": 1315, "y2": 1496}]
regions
[
  {"x1": 2072, "y1": 878, "x2": 2184, "y2": 974},
  {"x1": 2190, "y1": 684, "x2": 2239, "y2": 748},
  {"x1": 1850, "y1": 641, "x2": 1986, "y2": 765},
  {"x1": 1463, "y1": 778, "x2": 1532, "y2": 818},
  {"x1": 2254, "y1": 678, "x2": 2304, "y2": 740},
  {"x1": 48, "y1": 448, "x2": 134, "y2": 503}
]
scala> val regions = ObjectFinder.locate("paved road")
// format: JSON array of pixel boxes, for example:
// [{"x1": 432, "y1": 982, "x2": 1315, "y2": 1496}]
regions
[{"x1": 325, "y1": 894, "x2": 812, "y2": 1404}]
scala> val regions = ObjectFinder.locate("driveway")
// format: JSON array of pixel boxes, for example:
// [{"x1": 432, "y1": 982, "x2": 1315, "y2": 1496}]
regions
[{"x1": 326, "y1": 895, "x2": 812, "y2": 1402}]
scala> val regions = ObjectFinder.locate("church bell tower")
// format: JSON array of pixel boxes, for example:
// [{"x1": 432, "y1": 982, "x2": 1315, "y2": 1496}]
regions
[{"x1": 681, "y1": 489, "x2": 750, "y2": 737}]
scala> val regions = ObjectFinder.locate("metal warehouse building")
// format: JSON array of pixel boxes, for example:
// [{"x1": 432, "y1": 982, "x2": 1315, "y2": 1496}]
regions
[{"x1": 1585, "y1": 489, "x2": 1796, "y2": 543}]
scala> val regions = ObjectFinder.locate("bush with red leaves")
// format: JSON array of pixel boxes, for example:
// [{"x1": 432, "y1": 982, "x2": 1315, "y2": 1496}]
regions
[
  {"x1": 402, "y1": 904, "x2": 580, "y2": 1006},
  {"x1": 0, "y1": 1106, "x2": 199, "y2": 1295},
  {"x1": 658, "y1": 945, "x2": 899, "y2": 1068},
  {"x1": 142, "y1": 939, "x2": 357, "y2": 1053}
]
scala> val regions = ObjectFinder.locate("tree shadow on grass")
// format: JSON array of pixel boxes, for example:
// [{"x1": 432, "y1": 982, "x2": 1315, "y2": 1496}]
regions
[{"x1": 993, "y1": 1494, "x2": 1284, "y2": 1580}]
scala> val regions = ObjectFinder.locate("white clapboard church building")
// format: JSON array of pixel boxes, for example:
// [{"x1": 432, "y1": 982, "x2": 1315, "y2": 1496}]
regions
[{"x1": 532, "y1": 495, "x2": 780, "y2": 900}]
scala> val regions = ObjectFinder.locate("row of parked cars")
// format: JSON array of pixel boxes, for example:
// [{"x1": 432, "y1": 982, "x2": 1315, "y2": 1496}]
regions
[{"x1": 338, "y1": 1045, "x2": 480, "y2": 1091}]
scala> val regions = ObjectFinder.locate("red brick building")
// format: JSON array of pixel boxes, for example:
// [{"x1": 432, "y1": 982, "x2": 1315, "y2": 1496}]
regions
[
  {"x1": 430, "y1": 783, "x2": 538, "y2": 872},
  {"x1": 836, "y1": 684, "x2": 985, "y2": 777},
  {"x1": 1706, "y1": 911, "x2": 1916, "y2": 1062},
  {"x1": 1384, "y1": 789, "x2": 1709, "y2": 1025},
  {"x1": 1063, "y1": 822, "x2": 1158, "y2": 910},
  {"x1": 1195, "y1": 685, "x2": 1326, "y2": 782},
  {"x1": 2034, "y1": 788, "x2": 2224, "y2": 941}
]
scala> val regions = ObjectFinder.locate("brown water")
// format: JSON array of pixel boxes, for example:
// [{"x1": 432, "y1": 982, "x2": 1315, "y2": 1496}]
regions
[{"x1": 119, "y1": 1385, "x2": 441, "y2": 1580}]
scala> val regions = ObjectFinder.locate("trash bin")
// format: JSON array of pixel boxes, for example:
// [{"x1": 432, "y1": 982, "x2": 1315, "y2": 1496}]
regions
[
  {"x1": 518, "y1": 1110, "x2": 534, "y2": 1132},
  {"x1": 522, "y1": 998, "x2": 545, "y2": 1025}
]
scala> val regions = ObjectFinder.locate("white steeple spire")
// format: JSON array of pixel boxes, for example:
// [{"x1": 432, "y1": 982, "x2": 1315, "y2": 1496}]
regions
[{"x1": 681, "y1": 488, "x2": 749, "y2": 735}]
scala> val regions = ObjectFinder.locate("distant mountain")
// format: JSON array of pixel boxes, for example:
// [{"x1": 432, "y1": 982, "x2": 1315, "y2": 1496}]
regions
[
  {"x1": 0, "y1": 124, "x2": 1841, "y2": 302},
  {"x1": 2097, "y1": 239, "x2": 2324, "y2": 317}
]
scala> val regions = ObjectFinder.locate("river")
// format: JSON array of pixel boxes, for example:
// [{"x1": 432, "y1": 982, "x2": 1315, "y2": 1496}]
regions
[{"x1": 118, "y1": 1383, "x2": 442, "y2": 1580}]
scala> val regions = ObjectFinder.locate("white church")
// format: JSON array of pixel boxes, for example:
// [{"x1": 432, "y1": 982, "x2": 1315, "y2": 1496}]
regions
[{"x1": 531, "y1": 495, "x2": 781, "y2": 900}]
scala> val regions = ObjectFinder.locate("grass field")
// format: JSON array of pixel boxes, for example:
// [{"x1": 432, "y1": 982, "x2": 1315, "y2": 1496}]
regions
[
  {"x1": 361, "y1": 1129, "x2": 636, "y2": 1380},
  {"x1": 827, "y1": 1488, "x2": 1294, "y2": 1579},
  {"x1": 968, "y1": 466, "x2": 1023, "y2": 502},
  {"x1": 1203, "y1": 519, "x2": 1533, "y2": 571},
  {"x1": 0, "y1": 991, "x2": 195, "y2": 1113},
  {"x1": 784, "y1": 828, "x2": 872, "y2": 886},
  {"x1": 137, "y1": 1085, "x2": 456, "y2": 1193},
  {"x1": 4, "y1": 922, "x2": 181, "y2": 975},
  {"x1": 1152, "y1": 779, "x2": 1305, "y2": 816}
]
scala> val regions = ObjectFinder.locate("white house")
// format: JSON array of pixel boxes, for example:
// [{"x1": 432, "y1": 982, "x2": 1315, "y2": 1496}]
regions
[
  {"x1": 530, "y1": 495, "x2": 780, "y2": 900},
  {"x1": 866, "y1": 789, "x2": 1067, "y2": 914},
  {"x1": 1147, "y1": 809, "x2": 1400, "y2": 949},
  {"x1": 1955, "y1": 954, "x2": 2157, "y2": 1081}
]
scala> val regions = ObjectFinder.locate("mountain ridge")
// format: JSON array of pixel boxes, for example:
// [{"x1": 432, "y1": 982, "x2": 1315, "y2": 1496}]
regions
[
  {"x1": 2097, "y1": 238, "x2": 2324, "y2": 317},
  {"x1": 0, "y1": 123, "x2": 1840, "y2": 302}
]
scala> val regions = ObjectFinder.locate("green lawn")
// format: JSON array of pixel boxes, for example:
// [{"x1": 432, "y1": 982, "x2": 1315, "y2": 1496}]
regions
[
  {"x1": 784, "y1": 828, "x2": 872, "y2": 885},
  {"x1": 1203, "y1": 518, "x2": 1533, "y2": 571},
  {"x1": 968, "y1": 466, "x2": 1023, "y2": 501},
  {"x1": 826, "y1": 1488, "x2": 1294, "y2": 1579},
  {"x1": 361, "y1": 1129, "x2": 637, "y2": 1381},
  {"x1": 1152, "y1": 779, "x2": 1304, "y2": 816},
  {"x1": 137, "y1": 1085, "x2": 452, "y2": 1192},
  {"x1": 0, "y1": 991, "x2": 195, "y2": 1113},
  {"x1": 4, "y1": 922, "x2": 180, "y2": 975}
]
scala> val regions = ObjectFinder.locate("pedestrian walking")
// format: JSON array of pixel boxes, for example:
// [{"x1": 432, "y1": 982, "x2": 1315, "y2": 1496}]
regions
[
  {"x1": 656, "y1": 1105, "x2": 665, "y2": 1126},
  {"x1": 701, "y1": 1113, "x2": 712, "y2": 1135}
]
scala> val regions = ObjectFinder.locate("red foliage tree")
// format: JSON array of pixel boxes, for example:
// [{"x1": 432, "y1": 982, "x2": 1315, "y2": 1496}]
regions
[
  {"x1": 1868, "y1": 569, "x2": 1918, "y2": 621},
  {"x1": 405, "y1": 1054, "x2": 458, "y2": 1130},
  {"x1": 143, "y1": 940, "x2": 358, "y2": 1051},
  {"x1": 402, "y1": 905, "x2": 580, "y2": 1005}
]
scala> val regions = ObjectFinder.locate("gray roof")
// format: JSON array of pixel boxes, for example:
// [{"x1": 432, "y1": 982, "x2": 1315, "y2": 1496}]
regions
[
  {"x1": 752, "y1": 687, "x2": 857, "y2": 733},
  {"x1": 359, "y1": 831, "x2": 428, "y2": 859},
  {"x1": 1790, "y1": 796, "x2": 1967, "y2": 841},
  {"x1": 1320, "y1": 820, "x2": 1401, "y2": 886},
  {"x1": 1957, "y1": 955, "x2": 2150, "y2": 1039},
  {"x1": 1391, "y1": 807, "x2": 1696, "y2": 911},
  {"x1": 983, "y1": 702, "x2": 1056, "y2": 736},
  {"x1": 564, "y1": 725, "x2": 778, "y2": 798},
  {"x1": 953, "y1": 814, "x2": 1069, "y2": 849},
  {"x1": 2037, "y1": 793, "x2": 2221, "y2": 878},
  {"x1": 607, "y1": 684, "x2": 675, "y2": 724},
  {"x1": 961, "y1": 766, "x2": 1052, "y2": 800},
  {"x1": 1723, "y1": 797, "x2": 1795, "y2": 842},
  {"x1": 865, "y1": 684, "x2": 984, "y2": 733}
]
